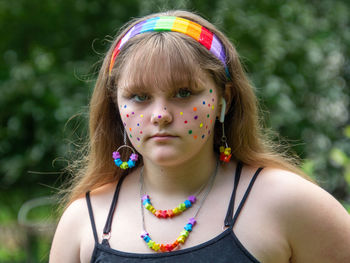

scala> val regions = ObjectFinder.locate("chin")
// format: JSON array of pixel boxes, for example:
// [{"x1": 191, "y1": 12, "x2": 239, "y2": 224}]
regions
[{"x1": 147, "y1": 150, "x2": 192, "y2": 167}]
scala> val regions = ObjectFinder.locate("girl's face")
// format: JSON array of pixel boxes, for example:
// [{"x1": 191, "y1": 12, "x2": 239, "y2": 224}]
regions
[{"x1": 116, "y1": 72, "x2": 221, "y2": 166}]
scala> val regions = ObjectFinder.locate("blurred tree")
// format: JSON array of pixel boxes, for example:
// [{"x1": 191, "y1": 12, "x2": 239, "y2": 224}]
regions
[
  {"x1": 0, "y1": 0, "x2": 349, "y2": 239},
  {"x1": 139, "y1": 0, "x2": 350, "y2": 201},
  {"x1": 1, "y1": 0, "x2": 350, "y2": 261}
]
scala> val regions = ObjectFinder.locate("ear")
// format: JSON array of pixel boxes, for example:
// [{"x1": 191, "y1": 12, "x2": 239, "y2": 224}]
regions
[{"x1": 223, "y1": 83, "x2": 233, "y2": 113}]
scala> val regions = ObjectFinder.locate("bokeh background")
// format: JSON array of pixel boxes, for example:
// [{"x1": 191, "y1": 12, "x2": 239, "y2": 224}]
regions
[{"x1": 1, "y1": 0, "x2": 350, "y2": 262}]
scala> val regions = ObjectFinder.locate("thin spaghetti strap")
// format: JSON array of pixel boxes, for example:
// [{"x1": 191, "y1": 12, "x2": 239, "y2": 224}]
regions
[
  {"x1": 231, "y1": 167, "x2": 264, "y2": 227},
  {"x1": 102, "y1": 175, "x2": 127, "y2": 238},
  {"x1": 224, "y1": 162, "x2": 243, "y2": 227},
  {"x1": 86, "y1": 191, "x2": 99, "y2": 243}
]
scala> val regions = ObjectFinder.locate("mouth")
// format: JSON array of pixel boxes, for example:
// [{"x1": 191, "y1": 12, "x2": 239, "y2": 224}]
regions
[{"x1": 149, "y1": 133, "x2": 178, "y2": 141}]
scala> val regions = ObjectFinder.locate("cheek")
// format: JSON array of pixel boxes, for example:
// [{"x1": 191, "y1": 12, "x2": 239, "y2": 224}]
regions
[
  {"x1": 119, "y1": 104, "x2": 146, "y2": 148},
  {"x1": 178, "y1": 95, "x2": 217, "y2": 140}
]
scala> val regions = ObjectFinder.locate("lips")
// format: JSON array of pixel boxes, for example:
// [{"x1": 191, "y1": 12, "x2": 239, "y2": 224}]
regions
[
  {"x1": 151, "y1": 133, "x2": 177, "y2": 138},
  {"x1": 149, "y1": 133, "x2": 178, "y2": 140}
]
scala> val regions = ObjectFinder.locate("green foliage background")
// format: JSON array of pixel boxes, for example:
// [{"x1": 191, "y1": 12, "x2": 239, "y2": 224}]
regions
[{"x1": 0, "y1": 0, "x2": 349, "y2": 262}]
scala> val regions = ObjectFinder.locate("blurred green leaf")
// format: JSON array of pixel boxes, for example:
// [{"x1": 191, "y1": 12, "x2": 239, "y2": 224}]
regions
[
  {"x1": 301, "y1": 159, "x2": 315, "y2": 178},
  {"x1": 344, "y1": 125, "x2": 350, "y2": 139},
  {"x1": 330, "y1": 148, "x2": 349, "y2": 166},
  {"x1": 1, "y1": 0, "x2": 350, "y2": 260}
]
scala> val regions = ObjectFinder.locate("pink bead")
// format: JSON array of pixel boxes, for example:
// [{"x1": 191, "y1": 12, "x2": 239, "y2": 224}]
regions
[
  {"x1": 161, "y1": 210, "x2": 168, "y2": 218},
  {"x1": 113, "y1": 151, "x2": 120, "y2": 159},
  {"x1": 130, "y1": 153, "x2": 138, "y2": 161},
  {"x1": 188, "y1": 217, "x2": 196, "y2": 225},
  {"x1": 188, "y1": 195, "x2": 196, "y2": 203},
  {"x1": 140, "y1": 231, "x2": 149, "y2": 238},
  {"x1": 142, "y1": 195, "x2": 150, "y2": 201}
]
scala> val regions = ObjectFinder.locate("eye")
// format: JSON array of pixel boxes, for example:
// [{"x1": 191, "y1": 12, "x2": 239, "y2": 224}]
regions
[
  {"x1": 132, "y1": 94, "x2": 149, "y2": 102},
  {"x1": 175, "y1": 88, "x2": 192, "y2": 98}
]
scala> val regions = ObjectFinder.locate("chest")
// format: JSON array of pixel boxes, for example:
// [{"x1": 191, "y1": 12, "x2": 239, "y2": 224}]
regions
[{"x1": 79, "y1": 172, "x2": 291, "y2": 262}]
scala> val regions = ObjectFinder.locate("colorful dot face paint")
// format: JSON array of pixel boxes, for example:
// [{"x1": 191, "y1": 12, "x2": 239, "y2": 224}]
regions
[
  {"x1": 116, "y1": 72, "x2": 220, "y2": 162},
  {"x1": 117, "y1": 101, "x2": 147, "y2": 148}
]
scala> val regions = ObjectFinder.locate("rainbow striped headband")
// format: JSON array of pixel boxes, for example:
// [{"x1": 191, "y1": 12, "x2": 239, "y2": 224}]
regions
[{"x1": 109, "y1": 16, "x2": 230, "y2": 78}]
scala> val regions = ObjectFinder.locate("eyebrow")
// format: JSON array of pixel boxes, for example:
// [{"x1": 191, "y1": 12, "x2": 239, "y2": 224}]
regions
[{"x1": 118, "y1": 78, "x2": 203, "y2": 95}]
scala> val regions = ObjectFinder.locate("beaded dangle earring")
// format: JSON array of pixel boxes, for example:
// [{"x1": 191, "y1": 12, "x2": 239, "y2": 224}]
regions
[
  {"x1": 112, "y1": 130, "x2": 138, "y2": 170},
  {"x1": 219, "y1": 98, "x2": 232, "y2": 163}
]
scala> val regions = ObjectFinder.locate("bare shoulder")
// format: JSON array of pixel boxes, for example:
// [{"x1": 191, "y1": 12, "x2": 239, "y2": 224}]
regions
[
  {"x1": 50, "y1": 182, "x2": 117, "y2": 263},
  {"x1": 49, "y1": 197, "x2": 89, "y2": 263},
  {"x1": 257, "y1": 168, "x2": 350, "y2": 263}
]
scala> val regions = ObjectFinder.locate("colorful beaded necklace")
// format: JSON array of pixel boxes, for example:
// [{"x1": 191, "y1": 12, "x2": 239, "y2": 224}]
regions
[
  {"x1": 139, "y1": 161, "x2": 219, "y2": 252},
  {"x1": 141, "y1": 177, "x2": 208, "y2": 219},
  {"x1": 141, "y1": 194, "x2": 197, "y2": 218}
]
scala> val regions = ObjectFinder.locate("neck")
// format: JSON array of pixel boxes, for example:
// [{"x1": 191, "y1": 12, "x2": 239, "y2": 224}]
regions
[{"x1": 141, "y1": 151, "x2": 218, "y2": 197}]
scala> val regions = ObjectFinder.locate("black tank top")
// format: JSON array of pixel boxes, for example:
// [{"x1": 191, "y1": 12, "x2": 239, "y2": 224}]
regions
[{"x1": 86, "y1": 162, "x2": 263, "y2": 263}]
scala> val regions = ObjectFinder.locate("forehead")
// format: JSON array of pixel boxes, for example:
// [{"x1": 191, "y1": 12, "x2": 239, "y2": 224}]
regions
[{"x1": 115, "y1": 32, "x2": 215, "y2": 93}]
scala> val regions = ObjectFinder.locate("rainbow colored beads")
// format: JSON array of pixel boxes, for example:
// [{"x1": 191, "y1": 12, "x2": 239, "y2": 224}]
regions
[
  {"x1": 141, "y1": 217, "x2": 197, "y2": 252},
  {"x1": 113, "y1": 151, "x2": 138, "y2": 170},
  {"x1": 219, "y1": 146, "x2": 232, "y2": 163},
  {"x1": 142, "y1": 195, "x2": 196, "y2": 218}
]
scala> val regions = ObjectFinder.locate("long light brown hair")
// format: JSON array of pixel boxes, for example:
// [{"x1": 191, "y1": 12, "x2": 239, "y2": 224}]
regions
[{"x1": 61, "y1": 10, "x2": 308, "y2": 209}]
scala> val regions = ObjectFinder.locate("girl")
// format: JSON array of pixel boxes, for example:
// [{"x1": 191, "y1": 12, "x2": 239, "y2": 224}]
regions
[{"x1": 50, "y1": 10, "x2": 350, "y2": 263}]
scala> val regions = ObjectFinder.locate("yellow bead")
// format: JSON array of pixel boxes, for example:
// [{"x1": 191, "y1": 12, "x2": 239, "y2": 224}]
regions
[
  {"x1": 150, "y1": 207, "x2": 156, "y2": 214},
  {"x1": 173, "y1": 207, "x2": 180, "y2": 214},
  {"x1": 220, "y1": 146, "x2": 225, "y2": 153},
  {"x1": 177, "y1": 236, "x2": 186, "y2": 244},
  {"x1": 224, "y1": 147, "x2": 231, "y2": 155},
  {"x1": 153, "y1": 243, "x2": 160, "y2": 251}
]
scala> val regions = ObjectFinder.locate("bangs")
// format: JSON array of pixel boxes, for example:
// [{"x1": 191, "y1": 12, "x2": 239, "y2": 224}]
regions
[{"x1": 114, "y1": 32, "x2": 206, "y2": 93}]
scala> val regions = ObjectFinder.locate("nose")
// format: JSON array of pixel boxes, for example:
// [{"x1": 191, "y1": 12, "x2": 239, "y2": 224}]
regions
[{"x1": 150, "y1": 105, "x2": 172, "y2": 126}]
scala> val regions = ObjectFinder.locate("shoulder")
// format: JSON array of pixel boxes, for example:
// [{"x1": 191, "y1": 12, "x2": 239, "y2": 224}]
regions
[
  {"x1": 50, "y1": 182, "x2": 117, "y2": 263},
  {"x1": 255, "y1": 168, "x2": 350, "y2": 262},
  {"x1": 50, "y1": 197, "x2": 89, "y2": 262},
  {"x1": 255, "y1": 167, "x2": 348, "y2": 218}
]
